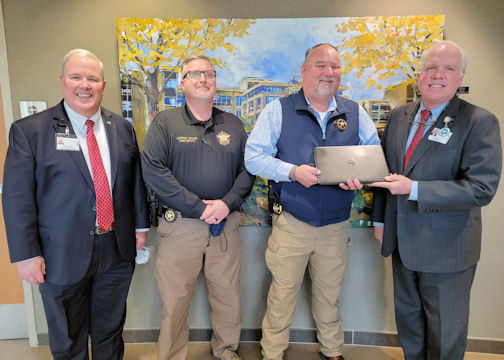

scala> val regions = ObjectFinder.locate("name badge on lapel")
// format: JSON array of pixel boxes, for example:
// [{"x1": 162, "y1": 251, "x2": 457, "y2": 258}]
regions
[
  {"x1": 428, "y1": 116, "x2": 453, "y2": 144},
  {"x1": 55, "y1": 133, "x2": 80, "y2": 151}
]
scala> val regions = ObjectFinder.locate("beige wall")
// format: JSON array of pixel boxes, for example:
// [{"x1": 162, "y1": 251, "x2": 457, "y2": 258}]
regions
[
  {"x1": 2, "y1": 0, "x2": 504, "y2": 341},
  {"x1": 3, "y1": 0, "x2": 504, "y2": 122},
  {"x1": 0, "y1": 0, "x2": 24, "y2": 306},
  {"x1": 0, "y1": 84, "x2": 23, "y2": 305}
]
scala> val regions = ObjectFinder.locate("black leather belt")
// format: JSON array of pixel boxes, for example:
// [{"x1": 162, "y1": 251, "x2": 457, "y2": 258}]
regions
[{"x1": 95, "y1": 223, "x2": 115, "y2": 234}]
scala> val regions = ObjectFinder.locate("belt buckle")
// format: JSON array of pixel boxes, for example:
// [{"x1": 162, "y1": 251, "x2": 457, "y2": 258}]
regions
[
  {"x1": 95, "y1": 223, "x2": 114, "y2": 234},
  {"x1": 95, "y1": 226, "x2": 106, "y2": 234}
]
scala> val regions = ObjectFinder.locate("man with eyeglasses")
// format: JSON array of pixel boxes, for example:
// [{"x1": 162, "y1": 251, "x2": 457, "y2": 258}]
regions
[
  {"x1": 141, "y1": 54, "x2": 255, "y2": 360},
  {"x1": 245, "y1": 44, "x2": 379, "y2": 360}
]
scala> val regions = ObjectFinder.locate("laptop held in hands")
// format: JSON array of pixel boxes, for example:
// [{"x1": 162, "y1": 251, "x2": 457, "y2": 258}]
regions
[{"x1": 313, "y1": 145, "x2": 389, "y2": 185}]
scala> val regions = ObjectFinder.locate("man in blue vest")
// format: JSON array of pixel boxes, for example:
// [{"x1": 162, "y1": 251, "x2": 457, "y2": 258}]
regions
[{"x1": 245, "y1": 43, "x2": 379, "y2": 360}]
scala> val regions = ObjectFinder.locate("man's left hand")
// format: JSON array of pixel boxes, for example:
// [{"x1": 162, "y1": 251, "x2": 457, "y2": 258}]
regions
[
  {"x1": 370, "y1": 174, "x2": 412, "y2": 195},
  {"x1": 135, "y1": 231, "x2": 148, "y2": 250},
  {"x1": 200, "y1": 199, "x2": 230, "y2": 224},
  {"x1": 374, "y1": 225, "x2": 384, "y2": 245},
  {"x1": 339, "y1": 178, "x2": 363, "y2": 191}
]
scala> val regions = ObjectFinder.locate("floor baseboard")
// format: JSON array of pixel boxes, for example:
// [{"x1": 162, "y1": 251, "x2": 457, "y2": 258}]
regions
[{"x1": 36, "y1": 328, "x2": 504, "y2": 354}]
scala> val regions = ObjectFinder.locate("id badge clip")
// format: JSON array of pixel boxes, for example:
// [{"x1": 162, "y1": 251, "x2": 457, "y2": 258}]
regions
[
  {"x1": 428, "y1": 116, "x2": 453, "y2": 144},
  {"x1": 55, "y1": 123, "x2": 80, "y2": 151}
]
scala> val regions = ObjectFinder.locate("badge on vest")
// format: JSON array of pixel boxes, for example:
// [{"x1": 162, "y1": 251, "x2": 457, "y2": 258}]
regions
[{"x1": 336, "y1": 118, "x2": 347, "y2": 131}]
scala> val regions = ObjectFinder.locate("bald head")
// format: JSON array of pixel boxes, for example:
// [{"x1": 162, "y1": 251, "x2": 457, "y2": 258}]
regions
[
  {"x1": 418, "y1": 40, "x2": 466, "y2": 109},
  {"x1": 421, "y1": 40, "x2": 467, "y2": 78}
]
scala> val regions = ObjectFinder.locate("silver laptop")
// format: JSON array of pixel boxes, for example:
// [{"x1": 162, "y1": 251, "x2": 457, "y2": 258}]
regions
[{"x1": 313, "y1": 145, "x2": 389, "y2": 185}]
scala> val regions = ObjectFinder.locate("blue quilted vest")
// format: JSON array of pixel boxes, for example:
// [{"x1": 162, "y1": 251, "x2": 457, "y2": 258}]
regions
[{"x1": 271, "y1": 90, "x2": 360, "y2": 226}]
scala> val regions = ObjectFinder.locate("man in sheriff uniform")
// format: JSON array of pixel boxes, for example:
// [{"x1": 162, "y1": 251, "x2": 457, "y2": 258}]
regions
[
  {"x1": 245, "y1": 43, "x2": 380, "y2": 360},
  {"x1": 141, "y1": 54, "x2": 255, "y2": 360}
]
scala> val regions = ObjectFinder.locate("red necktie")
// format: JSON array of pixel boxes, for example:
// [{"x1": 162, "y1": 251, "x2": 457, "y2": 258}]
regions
[
  {"x1": 404, "y1": 109, "x2": 431, "y2": 169},
  {"x1": 85, "y1": 120, "x2": 114, "y2": 230}
]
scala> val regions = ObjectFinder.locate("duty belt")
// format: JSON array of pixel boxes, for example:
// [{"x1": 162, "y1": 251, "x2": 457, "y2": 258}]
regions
[
  {"x1": 272, "y1": 202, "x2": 283, "y2": 215},
  {"x1": 160, "y1": 206, "x2": 194, "y2": 222},
  {"x1": 268, "y1": 184, "x2": 283, "y2": 215},
  {"x1": 160, "y1": 206, "x2": 178, "y2": 222}
]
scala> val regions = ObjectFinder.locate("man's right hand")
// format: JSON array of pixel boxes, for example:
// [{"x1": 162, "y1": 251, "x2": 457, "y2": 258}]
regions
[
  {"x1": 16, "y1": 257, "x2": 46, "y2": 285},
  {"x1": 369, "y1": 174, "x2": 412, "y2": 195},
  {"x1": 339, "y1": 178, "x2": 363, "y2": 191},
  {"x1": 294, "y1": 164, "x2": 321, "y2": 188}
]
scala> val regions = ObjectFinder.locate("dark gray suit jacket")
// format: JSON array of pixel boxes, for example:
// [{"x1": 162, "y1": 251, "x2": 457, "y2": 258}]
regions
[
  {"x1": 3, "y1": 101, "x2": 150, "y2": 285},
  {"x1": 372, "y1": 96, "x2": 502, "y2": 273}
]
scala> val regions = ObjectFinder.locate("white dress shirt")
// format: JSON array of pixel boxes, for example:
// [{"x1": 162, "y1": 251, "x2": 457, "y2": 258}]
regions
[{"x1": 64, "y1": 102, "x2": 112, "y2": 194}]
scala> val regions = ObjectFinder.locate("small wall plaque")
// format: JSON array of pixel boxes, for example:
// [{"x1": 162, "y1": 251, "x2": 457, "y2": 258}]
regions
[{"x1": 19, "y1": 101, "x2": 47, "y2": 118}]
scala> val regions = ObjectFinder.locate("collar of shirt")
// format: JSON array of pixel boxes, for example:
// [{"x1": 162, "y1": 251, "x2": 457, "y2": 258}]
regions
[
  {"x1": 419, "y1": 101, "x2": 448, "y2": 124},
  {"x1": 404, "y1": 101, "x2": 449, "y2": 155},
  {"x1": 63, "y1": 101, "x2": 103, "y2": 137},
  {"x1": 182, "y1": 104, "x2": 223, "y2": 129},
  {"x1": 63, "y1": 101, "x2": 112, "y2": 195},
  {"x1": 304, "y1": 95, "x2": 337, "y2": 130}
]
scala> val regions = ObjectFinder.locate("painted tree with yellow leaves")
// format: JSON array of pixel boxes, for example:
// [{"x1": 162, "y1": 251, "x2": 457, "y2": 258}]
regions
[
  {"x1": 335, "y1": 15, "x2": 444, "y2": 94},
  {"x1": 117, "y1": 17, "x2": 254, "y2": 132}
]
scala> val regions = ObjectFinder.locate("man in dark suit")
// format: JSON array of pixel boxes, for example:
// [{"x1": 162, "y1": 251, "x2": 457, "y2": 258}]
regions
[
  {"x1": 3, "y1": 49, "x2": 149, "y2": 360},
  {"x1": 371, "y1": 40, "x2": 502, "y2": 359}
]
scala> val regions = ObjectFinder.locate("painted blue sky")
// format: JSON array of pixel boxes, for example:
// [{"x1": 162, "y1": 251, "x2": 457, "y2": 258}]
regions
[
  {"x1": 206, "y1": 17, "x2": 408, "y2": 100},
  {"x1": 119, "y1": 17, "x2": 425, "y2": 100}
]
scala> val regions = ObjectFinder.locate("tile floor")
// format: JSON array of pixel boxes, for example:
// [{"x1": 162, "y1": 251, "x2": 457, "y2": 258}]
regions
[{"x1": 1, "y1": 340, "x2": 503, "y2": 359}]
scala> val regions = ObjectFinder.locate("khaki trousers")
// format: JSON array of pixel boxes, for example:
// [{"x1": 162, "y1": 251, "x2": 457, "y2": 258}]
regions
[
  {"x1": 261, "y1": 212, "x2": 350, "y2": 360},
  {"x1": 155, "y1": 211, "x2": 242, "y2": 360}
]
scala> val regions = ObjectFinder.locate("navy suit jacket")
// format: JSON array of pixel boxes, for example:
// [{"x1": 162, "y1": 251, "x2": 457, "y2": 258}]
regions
[
  {"x1": 372, "y1": 96, "x2": 502, "y2": 273},
  {"x1": 3, "y1": 101, "x2": 149, "y2": 285}
]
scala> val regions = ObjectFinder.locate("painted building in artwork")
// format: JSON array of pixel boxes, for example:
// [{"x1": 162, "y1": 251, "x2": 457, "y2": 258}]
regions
[
  {"x1": 384, "y1": 82, "x2": 416, "y2": 109},
  {"x1": 121, "y1": 70, "x2": 350, "y2": 128},
  {"x1": 236, "y1": 77, "x2": 300, "y2": 119},
  {"x1": 359, "y1": 100, "x2": 391, "y2": 122}
]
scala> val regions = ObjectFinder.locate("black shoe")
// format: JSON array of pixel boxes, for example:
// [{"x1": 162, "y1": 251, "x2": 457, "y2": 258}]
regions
[
  {"x1": 211, "y1": 352, "x2": 242, "y2": 360},
  {"x1": 319, "y1": 352, "x2": 344, "y2": 360}
]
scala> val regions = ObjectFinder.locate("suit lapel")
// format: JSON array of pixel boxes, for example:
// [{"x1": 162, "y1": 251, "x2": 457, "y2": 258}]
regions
[
  {"x1": 404, "y1": 96, "x2": 462, "y2": 175},
  {"x1": 52, "y1": 102, "x2": 95, "y2": 191},
  {"x1": 102, "y1": 109, "x2": 118, "y2": 191}
]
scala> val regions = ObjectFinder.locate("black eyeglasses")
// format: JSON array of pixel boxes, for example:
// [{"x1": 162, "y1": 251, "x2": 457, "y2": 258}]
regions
[{"x1": 182, "y1": 70, "x2": 217, "y2": 79}]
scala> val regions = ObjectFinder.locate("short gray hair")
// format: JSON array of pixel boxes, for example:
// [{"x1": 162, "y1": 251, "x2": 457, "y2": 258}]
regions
[
  {"x1": 181, "y1": 54, "x2": 214, "y2": 76},
  {"x1": 61, "y1": 49, "x2": 104, "y2": 79},
  {"x1": 420, "y1": 40, "x2": 467, "y2": 78},
  {"x1": 304, "y1": 43, "x2": 339, "y2": 62}
]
